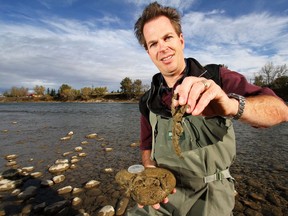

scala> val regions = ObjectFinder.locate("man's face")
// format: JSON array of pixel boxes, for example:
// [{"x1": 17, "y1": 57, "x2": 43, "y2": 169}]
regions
[{"x1": 143, "y1": 16, "x2": 185, "y2": 79}]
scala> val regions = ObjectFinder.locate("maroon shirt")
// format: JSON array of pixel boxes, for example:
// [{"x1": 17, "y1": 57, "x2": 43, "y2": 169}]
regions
[{"x1": 140, "y1": 67, "x2": 277, "y2": 150}]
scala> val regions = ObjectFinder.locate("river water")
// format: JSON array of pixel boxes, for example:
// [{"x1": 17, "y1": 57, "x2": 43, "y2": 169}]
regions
[{"x1": 0, "y1": 102, "x2": 287, "y2": 215}]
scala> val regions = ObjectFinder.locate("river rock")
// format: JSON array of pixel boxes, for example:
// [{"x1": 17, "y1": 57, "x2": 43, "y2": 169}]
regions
[
  {"x1": 84, "y1": 180, "x2": 100, "y2": 189},
  {"x1": 103, "y1": 168, "x2": 113, "y2": 173},
  {"x1": 71, "y1": 158, "x2": 80, "y2": 164},
  {"x1": 105, "y1": 148, "x2": 113, "y2": 152},
  {"x1": 18, "y1": 186, "x2": 37, "y2": 200},
  {"x1": 60, "y1": 136, "x2": 71, "y2": 141},
  {"x1": 72, "y1": 197, "x2": 82, "y2": 206},
  {"x1": 30, "y1": 171, "x2": 43, "y2": 178},
  {"x1": 53, "y1": 174, "x2": 66, "y2": 184},
  {"x1": 116, "y1": 197, "x2": 129, "y2": 216},
  {"x1": 67, "y1": 131, "x2": 74, "y2": 136},
  {"x1": 72, "y1": 187, "x2": 84, "y2": 195},
  {"x1": 0, "y1": 179, "x2": 15, "y2": 191},
  {"x1": 75, "y1": 146, "x2": 83, "y2": 152},
  {"x1": 57, "y1": 186, "x2": 73, "y2": 194},
  {"x1": 78, "y1": 152, "x2": 87, "y2": 157},
  {"x1": 41, "y1": 179, "x2": 54, "y2": 187},
  {"x1": 97, "y1": 205, "x2": 115, "y2": 216},
  {"x1": 85, "y1": 133, "x2": 98, "y2": 139},
  {"x1": 22, "y1": 204, "x2": 32, "y2": 215},
  {"x1": 63, "y1": 151, "x2": 73, "y2": 157},
  {"x1": 6, "y1": 160, "x2": 17, "y2": 167},
  {"x1": 48, "y1": 163, "x2": 69, "y2": 173},
  {"x1": 44, "y1": 200, "x2": 69, "y2": 215},
  {"x1": 5, "y1": 154, "x2": 18, "y2": 160},
  {"x1": 81, "y1": 141, "x2": 89, "y2": 145},
  {"x1": 21, "y1": 166, "x2": 34, "y2": 172},
  {"x1": 55, "y1": 159, "x2": 69, "y2": 164},
  {"x1": 115, "y1": 167, "x2": 176, "y2": 206}
]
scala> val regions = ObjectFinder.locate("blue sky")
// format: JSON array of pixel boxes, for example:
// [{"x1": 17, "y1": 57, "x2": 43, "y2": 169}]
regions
[{"x1": 0, "y1": 0, "x2": 287, "y2": 93}]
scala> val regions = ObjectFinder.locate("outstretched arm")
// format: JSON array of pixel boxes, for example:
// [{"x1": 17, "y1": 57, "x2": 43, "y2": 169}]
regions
[{"x1": 173, "y1": 76, "x2": 288, "y2": 127}]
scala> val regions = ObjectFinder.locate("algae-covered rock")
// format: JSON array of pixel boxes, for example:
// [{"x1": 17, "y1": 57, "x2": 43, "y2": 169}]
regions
[{"x1": 115, "y1": 167, "x2": 176, "y2": 206}]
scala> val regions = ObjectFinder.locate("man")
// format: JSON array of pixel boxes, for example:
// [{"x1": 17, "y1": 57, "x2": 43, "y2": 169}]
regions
[{"x1": 128, "y1": 2, "x2": 288, "y2": 216}]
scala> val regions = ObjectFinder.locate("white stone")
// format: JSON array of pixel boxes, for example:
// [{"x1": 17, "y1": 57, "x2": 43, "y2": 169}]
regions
[
  {"x1": 5, "y1": 154, "x2": 18, "y2": 160},
  {"x1": 11, "y1": 188, "x2": 21, "y2": 196},
  {"x1": 57, "y1": 186, "x2": 73, "y2": 194},
  {"x1": 6, "y1": 160, "x2": 17, "y2": 167},
  {"x1": 48, "y1": 163, "x2": 69, "y2": 173},
  {"x1": 71, "y1": 158, "x2": 80, "y2": 164},
  {"x1": 0, "y1": 179, "x2": 16, "y2": 191},
  {"x1": 105, "y1": 148, "x2": 113, "y2": 152},
  {"x1": 85, "y1": 133, "x2": 97, "y2": 139},
  {"x1": 41, "y1": 179, "x2": 54, "y2": 187},
  {"x1": 70, "y1": 164, "x2": 77, "y2": 169},
  {"x1": 30, "y1": 172, "x2": 43, "y2": 178},
  {"x1": 60, "y1": 136, "x2": 71, "y2": 141},
  {"x1": 53, "y1": 175, "x2": 66, "y2": 184},
  {"x1": 22, "y1": 166, "x2": 34, "y2": 172},
  {"x1": 62, "y1": 151, "x2": 73, "y2": 157},
  {"x1": 67, "y1": 131, "x2": 74, "y2": 136},
  {"x1": 81, "y1": 141, "x2": 89, "y2": 145},
  {"x1": 72, "y1": 197, "x2": 82, "y2": 206},
  {"x1": 84, "y1": 180, "x2": 100, "y2": 189},
  {"x1": 55, "y1": 159, "x2": 69, "y2": 164},
  {"x1": 72, "y1": 187, "x2": 84, "y2": 195},
  {"x1": 98, "y1": 205, "x2": 115, "y2": 216},
  {"x1": 75, "y1": 146, "x2": 83, "y2": 152},
  {"x1": 78, "y1": 152, "x2": 87, "y2": 157},
  {"x1": 103, "y1": 168, "x2": 113, "y2": 173}
]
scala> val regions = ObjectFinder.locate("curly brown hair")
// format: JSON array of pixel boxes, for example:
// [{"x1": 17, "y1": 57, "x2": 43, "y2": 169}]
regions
[{"x1": 134, "y1": 2, "x2": 182, "y2": 50}]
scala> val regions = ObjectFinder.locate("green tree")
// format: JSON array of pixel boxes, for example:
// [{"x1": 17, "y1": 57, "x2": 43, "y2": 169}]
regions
[
  {"x1": 81, "y1": 87, "x2": 93, "y2": 100},
  {"x1": 132, "y1": 79, "x2": 143, "y2": 97},
  {"x1": 120, "y1": 77, "x2": 133, "y2": 98},
  {"x1": 253, "y1": 75, "x2": 265, "y2": 86},
  {"x1": 58, "y1": 84, "x2": 76, "y2": 101},
  {"x1": 33, "y1": 85, "x2": 46, "y2": 96},
  {"x1": 7, "y1": 86, "x2": 29, "y2": 97},
  {"x1": 93, "y1": 87, "x2": 108, "y2": 97}
]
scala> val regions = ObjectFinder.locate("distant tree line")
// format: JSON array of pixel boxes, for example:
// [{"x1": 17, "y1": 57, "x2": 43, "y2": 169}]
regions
[
  {"x1": 2, "y1": 77, "x2": 149, "y2": 101},
  {"x1": 2, "y1": 62, "x2": 288, "y2": 101}
]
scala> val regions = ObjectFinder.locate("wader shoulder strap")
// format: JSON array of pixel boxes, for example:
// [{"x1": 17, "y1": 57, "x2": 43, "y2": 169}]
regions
[{"x1": 149, "y1": 111, "x2": 157, "y2": 160}]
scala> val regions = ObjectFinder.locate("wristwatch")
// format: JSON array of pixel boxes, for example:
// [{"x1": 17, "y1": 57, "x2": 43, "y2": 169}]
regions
[{"x1": 227, "y1": 93, "x2": 245, "y2": 120}]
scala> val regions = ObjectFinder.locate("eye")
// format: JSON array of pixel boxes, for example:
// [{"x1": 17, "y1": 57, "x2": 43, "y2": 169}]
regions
[
  {"x1": 149, "y1": 42, "x2": 157, "y2": 49},
  {"x1": 165, "y1": 35, "x2": 173, "y2": 41}
]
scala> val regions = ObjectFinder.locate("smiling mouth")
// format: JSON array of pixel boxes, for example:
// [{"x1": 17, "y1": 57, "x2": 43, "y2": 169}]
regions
[{"x1": 161, "y1": 55, "x2": 173, "y2": 62}]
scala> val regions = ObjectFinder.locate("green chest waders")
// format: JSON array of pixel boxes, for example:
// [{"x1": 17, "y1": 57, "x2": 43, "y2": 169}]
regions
[{"x1": 127, "y1": 114, "x2": 236, "y2": 216}]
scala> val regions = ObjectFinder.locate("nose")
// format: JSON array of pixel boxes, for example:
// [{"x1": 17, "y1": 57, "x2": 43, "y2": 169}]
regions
[{"x1": 158, "y1": 40, "x2": 168, "y2": 52}]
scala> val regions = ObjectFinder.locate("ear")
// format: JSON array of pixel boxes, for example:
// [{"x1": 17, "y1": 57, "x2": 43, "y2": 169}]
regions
[{"x1": 179, "y1": 33, "x2": 185, "y2": 49}]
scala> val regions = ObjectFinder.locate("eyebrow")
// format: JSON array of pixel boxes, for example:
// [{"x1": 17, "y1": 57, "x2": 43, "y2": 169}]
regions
[{"x1": 147, "y1": 32, "x2": 174, "y2": 47}]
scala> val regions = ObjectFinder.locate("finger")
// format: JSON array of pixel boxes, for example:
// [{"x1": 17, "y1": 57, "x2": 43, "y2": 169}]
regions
[
  {"x1": 138, "y1": 204, "x2": 144, "y2": 208},
  {"x1": 152, "y1": 203, "x2": 161, "y2": 209},
  {"x1": 185, "y1": 80, "x2": 208, "y2": 113},
  {"x1": 172, "y1": 188, "x2": 176, "y2": 194},
  {"x1": 191, "y1": 85, "x2": 215, "y2": 115},
  {"x1": 162, "y1": 197, "x2": 169, "y2": 204}
]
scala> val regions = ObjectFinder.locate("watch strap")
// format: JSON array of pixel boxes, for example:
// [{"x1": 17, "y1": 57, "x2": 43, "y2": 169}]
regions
[{"x1": 227, "y1": 93, "x2": 245, "y2": 120}]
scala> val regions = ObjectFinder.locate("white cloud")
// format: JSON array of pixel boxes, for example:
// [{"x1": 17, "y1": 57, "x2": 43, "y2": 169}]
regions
[
  {"x1": 0, "y1": 16, "x2": 155, "y2": 91},
  {"x1": 182, "y1": 11, "x2": 288, "y2": 79}
]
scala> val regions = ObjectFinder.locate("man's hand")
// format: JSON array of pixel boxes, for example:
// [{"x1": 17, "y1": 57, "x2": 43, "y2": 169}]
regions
[
  {"x1": 137, "y1": 188, "x2": 177, "y2": 209},
  {"x1": 173, "y1": 77, "x2": 238, "y2": 117}
]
